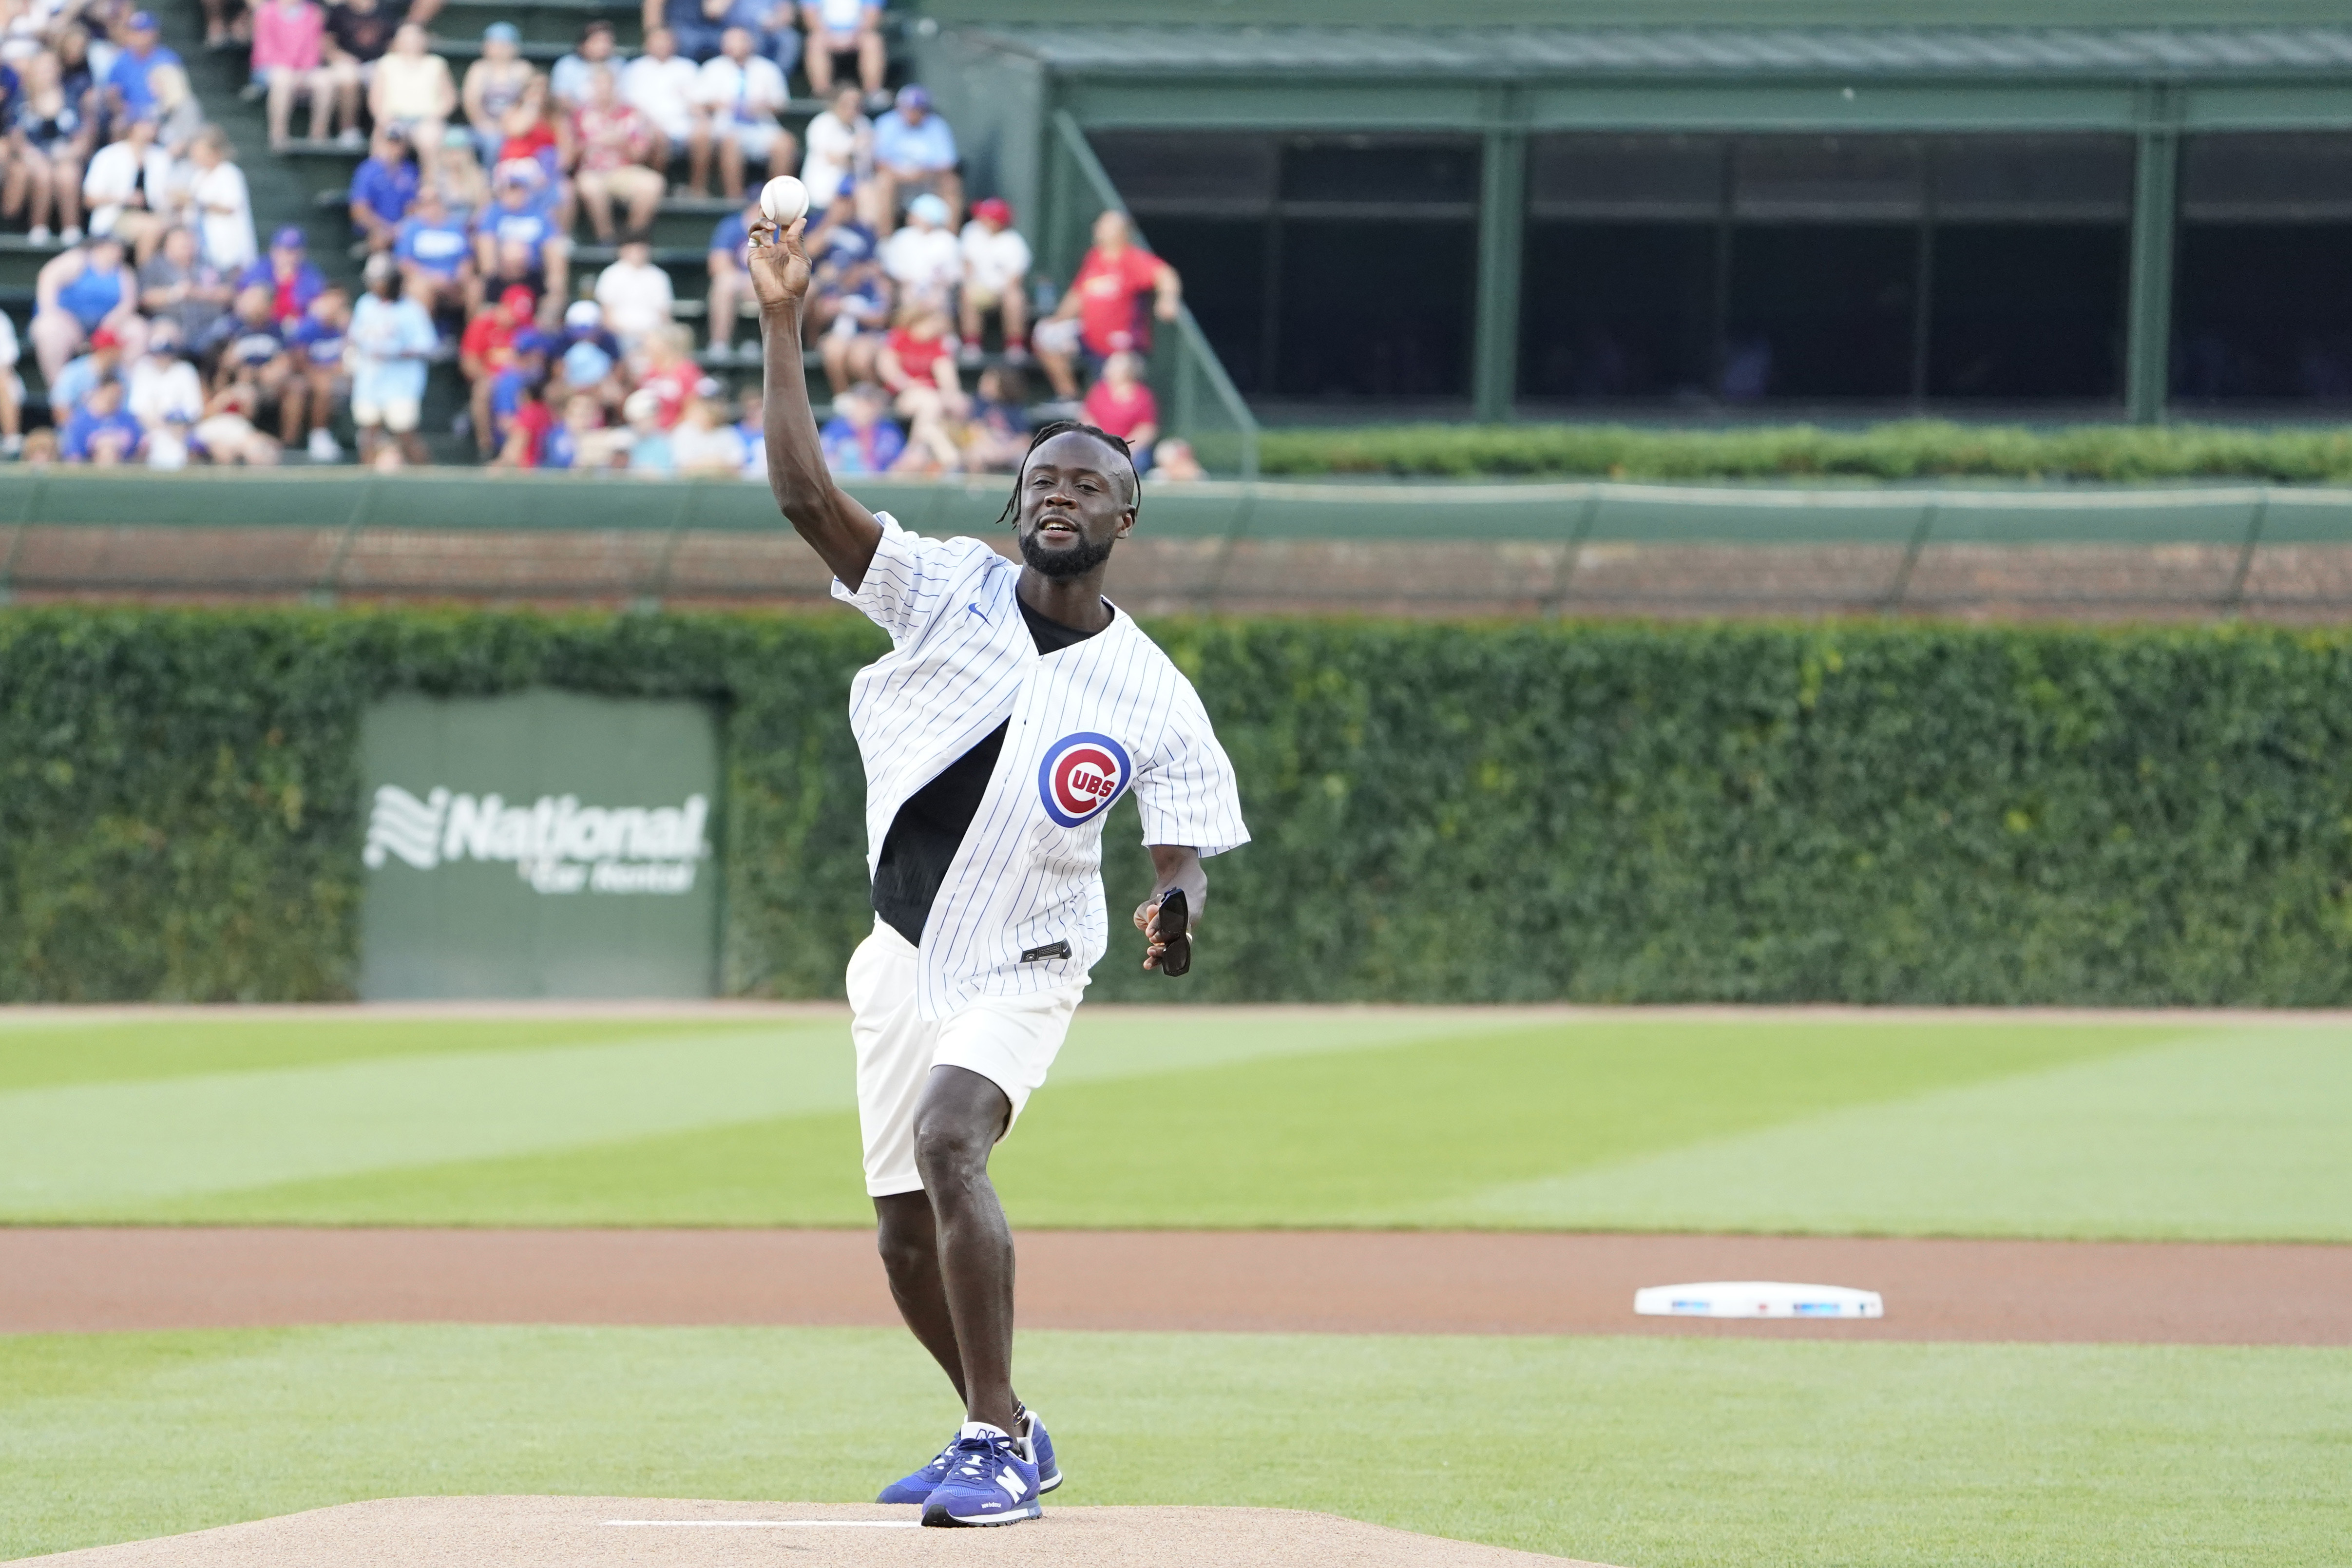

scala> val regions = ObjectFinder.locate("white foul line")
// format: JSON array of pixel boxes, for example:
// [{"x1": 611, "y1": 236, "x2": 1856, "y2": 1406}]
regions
[{"x1": 605, "y1": 1520, "x2": 920, "y2": 1530}]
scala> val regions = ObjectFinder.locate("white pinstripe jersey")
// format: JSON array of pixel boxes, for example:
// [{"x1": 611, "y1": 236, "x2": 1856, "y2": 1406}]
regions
[{"x1": 834, "y1": 513, "x2": 1249, "y2": 1018}]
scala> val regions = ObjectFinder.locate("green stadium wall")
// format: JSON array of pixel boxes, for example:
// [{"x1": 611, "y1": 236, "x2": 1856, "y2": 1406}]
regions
[{"x1": 6, "y1": 606, "x2": 2352, "y2": 1005}]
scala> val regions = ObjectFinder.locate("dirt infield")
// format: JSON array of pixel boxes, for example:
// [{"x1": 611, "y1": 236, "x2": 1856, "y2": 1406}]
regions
[
  {"x1": 3, "y1": 1497, "x2": 1604, "y2": 1567},
  {"x1": 5, "y1": 1227, "x2": 2346, "y2": 1344}
]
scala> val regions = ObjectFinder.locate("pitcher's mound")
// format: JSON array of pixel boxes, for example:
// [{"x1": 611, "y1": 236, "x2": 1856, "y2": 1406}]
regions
[{"x1": 9, "y1": 1496, "x2": 1615, "y2": 1567}]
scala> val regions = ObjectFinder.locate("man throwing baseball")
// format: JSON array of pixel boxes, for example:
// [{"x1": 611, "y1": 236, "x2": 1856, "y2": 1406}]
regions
[{"x1": 747, "y1": 213, "x2": 1248, "y2": 1527}]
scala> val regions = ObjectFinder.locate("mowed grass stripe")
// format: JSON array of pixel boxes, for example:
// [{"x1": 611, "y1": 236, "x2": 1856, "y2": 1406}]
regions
[
  {"x1": 2, "y1": 1324, "x2": 2346, "y2": 1567},
  {"x1": 0, "y1": 1011, "x2": 1521, "y2": 1223},
  {"x1": 0, "y1": 1017, "x2": 786, "y2": 1094},
  {"x1": 114, "y1": 1017, "x2": 2203, "y2": 1234},
  {"x1": 1451, "y1": 1029, "x2": 2352, "y2": 1241}
]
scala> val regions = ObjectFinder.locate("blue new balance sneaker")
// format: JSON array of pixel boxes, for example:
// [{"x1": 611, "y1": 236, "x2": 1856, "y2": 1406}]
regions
[
  {"x1": 876, "y1": 1433, "x2": 959, "y2": 1506},
  {"x1": 920, "y1": 1425, "x2": 1043, "y2": 1527},
  {"x1": 1020, "y1": 1408, "x2": 1061, "y2": 1494}
]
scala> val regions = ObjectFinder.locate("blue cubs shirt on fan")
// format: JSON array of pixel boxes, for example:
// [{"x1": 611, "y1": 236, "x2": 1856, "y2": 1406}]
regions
[{"x1": 834, "y1": 512, "x2": 1248, "y2": 1018}]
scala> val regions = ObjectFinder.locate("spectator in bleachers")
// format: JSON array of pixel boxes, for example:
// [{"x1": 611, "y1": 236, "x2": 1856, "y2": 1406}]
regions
[
  {"x1": 818, "y1": 380, "x2": 899, "y2": 474},
  {"x1": 870, "y1": 85, "x2": 958, "y2": 235},
  {"x1": 701, "y1": 193, "x2": 758, "y2": 360},
  {"x1": 633, "y1": 322, "x2": 699, "y2": 422},
  {"x1": 284, "y1": 282, "x2": 348, "y2": 459},
  {"x1": 644, "y1": 0, "x2": 727, "y2": 64},
  {"x1": 0, "y1": 310, "x2": 23, "y2": 458},
  {"x1": 567, "y1": 66, "x2": 662, "y2": 246},
  {"x1": 800, "y1": 84, "x2": 869, "y2": 220},
  {"x1": 814, "y1": 250, "x2": 887, "y2": 391},
  {"x1": 31, "y1": 234, "x2": 137, "y2": 382},
  {"x1": 104, "y1": 10, "x2": 178, "y2": 122},
  {"x1": 558, "y1": 297, "x2": 622, "y2": 365},
  {"x1": 799, "y1": 0, "x2": 882, "y2": 101},
  {"x1": 472, "y1": 158, "x2": 567, "y2": 322},
  {"x1": 694, "y1": 26, "x2": 793, "y2": 203},
  {"x1": 218, "y1": 281, "x2": 296, "y2": 429},
  {"x1": 878, "y1": 189, "x2": 955, "y2": 307},
  {"x1": 147, "y1": 64, "x2": 203, "y2": 156},
  {"x1": 555, "y1": 335, "x2": 621, "y2": 415},
  {"x1": 394, "y1": 183, "x2": 472, "y2": 312},
  {"x1": 492, "y1": 88, "x2": 568, "y2": 225},
  {"x1": 127, "y1": 321, "x2": 203, "y2": 467},
  {"x1": 618, "y1": 385, "x2": 672, "y2": 473},
  {"x1": 369, "y1": 24, "x2": 455, "y2": 176},
  {"x1": 430, "y1": 126, "x2": 491, "y2": 219},
  {"x1": 82, "y1": 108, "x2": 170, "y2": 262},
  {"x1": 956, "y1": 194, "x2": 1027, "y2": 364},
  {"x1": 192, "y1": 356, "x2": 281, "y2": 464},
  {"x1": 732, "y1": 386, "x2": 763, "y2": 478},
  {"x1": 620, "y1": 26, "x2": 702, "y2": 194},
  {"x1": 1082, "y1": 348, "x2": 1157, "y2": 466},
  {"x1": 535, "y1": 390, "x2": 596, "y2": 469},
  {"x1": 139, "y1": 225, "x2": 233, "y2": 354},
  {"x1": 486, "y1": 329, "x2": 552, "y2": 463},
  {"x1": 250, "y1": 0, "x2": 327, "y2": 150},
  {"x1": 593, "y1": 235, "x2": 671, "y2": 348},
  {"x1": 12, "y1": 48, "x2": 94, "y2": 243},
  {"x1": 459, "y1": 281, "x2": 531, "y2": 455},
  {"x1": 346, "y1": 124, "x2": 416, "y2": 255},
  {"x1": 60, "y1": 373, "x2": 140, "y2": 463},
  {"x1": 462, "y1": 23, "x2": 534, "y2": 169},
  {"x1": 185, "y1": 125, "x2": 257, "y2": 271},
  {"x1": 47, "y1": 322, "x2": 128, "y2": 431},
  {"x1": 1032, "y1": 209, "x2": 1179, "y2": 400},
  {"x1": 669, "y1": 379, "x2": 745, "y2": 474},
  {"x1": 877, "y1": 299, "x2": 957, "y2": 417},
  {"x1": 961, "y1": 363, "x2": 1028, "y2": 473},
  {"x1": 805, "y1": 185, "x2": 875, "y2": 271},
  {"x1": 346, "y1": 252, "x2": 435, "y2": 465},
  {"x1": 320, "y1": 0, "x2": 398, "y2": 148},
  {"x1": 549, "y1": 20, "x2": 616, "y2": 114},
  {"x1": 237, "y1": 226, "x2": 325, "y2": 327}
]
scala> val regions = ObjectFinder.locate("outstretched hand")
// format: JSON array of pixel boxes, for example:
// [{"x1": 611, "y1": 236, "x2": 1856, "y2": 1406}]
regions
[{"x1": 746, "y1": 215, "x2": 811, "y2": 316}]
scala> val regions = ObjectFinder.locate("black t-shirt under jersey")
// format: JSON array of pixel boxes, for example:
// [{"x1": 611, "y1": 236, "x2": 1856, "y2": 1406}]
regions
[{"x1": 871, "y1": 596, "x2": 1103, "y2": 946}]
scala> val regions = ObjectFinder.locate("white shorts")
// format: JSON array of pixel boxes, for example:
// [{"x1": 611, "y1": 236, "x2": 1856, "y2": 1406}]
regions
[
  {"x1": 845, "y1": 918, "x2": 1084, "y2": 1198},
  {"x1": 352, "y1": 394, "x2": 420, "y2": 433},
  {"x1": 720, "y1": 117, "x2": 784, "y2": 157}
]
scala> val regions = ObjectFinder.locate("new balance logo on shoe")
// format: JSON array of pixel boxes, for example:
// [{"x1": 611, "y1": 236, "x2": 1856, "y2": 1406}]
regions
[{"x1": 995, "y1": 1470, "x2": 1029, "y2": 1502}]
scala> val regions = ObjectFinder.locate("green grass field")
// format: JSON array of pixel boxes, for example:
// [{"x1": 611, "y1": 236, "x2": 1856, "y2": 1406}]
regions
[
  {"x1": 5, "y1": 1007, "x2": 2349, "y2": 1566},
  {"x1": 2, "y1": 1009, "x2": 2346, "y2": 1238},
  {"x1": 5, "y1": 1325, "x2": 2347, "y2": 1567}
]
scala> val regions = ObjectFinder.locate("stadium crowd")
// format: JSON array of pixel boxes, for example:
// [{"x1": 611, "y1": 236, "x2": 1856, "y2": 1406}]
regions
[{"x1": 0, "y1": 0, "x2": 1201, "y2": 478}]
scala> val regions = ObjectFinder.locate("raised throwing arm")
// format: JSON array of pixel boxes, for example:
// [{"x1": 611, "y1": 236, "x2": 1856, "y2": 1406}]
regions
[{"x1": 747, "y1": 215, "x2": 883, "y2": 590}]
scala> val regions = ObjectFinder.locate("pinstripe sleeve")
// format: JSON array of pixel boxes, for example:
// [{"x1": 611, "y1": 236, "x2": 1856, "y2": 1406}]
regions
[
  {"x1": 828, "y1": 512, "x2": 978, "y2": 646},
  {"x1": 1136, "y1": 678, "x2": 1250, "y2": 858}
]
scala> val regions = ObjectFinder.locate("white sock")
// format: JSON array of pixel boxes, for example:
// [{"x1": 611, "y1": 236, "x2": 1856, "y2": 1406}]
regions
[{"x1": 959, "y1": 1421, "x2": 1010, "y2": 1442}]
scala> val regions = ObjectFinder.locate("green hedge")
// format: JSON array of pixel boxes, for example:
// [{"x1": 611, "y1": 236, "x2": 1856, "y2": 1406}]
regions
[
  {"x1": 1258, "y1": 420, "x2": 2352, "y2": 484},
  {"x1": 7, "y1": 607, "x2": 2352, "y2": 1004}
]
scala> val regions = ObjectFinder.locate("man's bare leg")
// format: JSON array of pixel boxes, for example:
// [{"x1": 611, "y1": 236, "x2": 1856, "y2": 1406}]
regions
[{"x1": 908, "y1": 1064, "x2": 1019, "y2": 1433}]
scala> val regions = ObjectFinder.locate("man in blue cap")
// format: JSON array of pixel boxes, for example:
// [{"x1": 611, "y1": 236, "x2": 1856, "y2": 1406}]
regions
[
  {"x1": 107, "y1": 12, "x2": 184, "y2": 121},
  {"x1": 872, "y1": 85, "x2": 960, "y2": 236},
  {"x1": 238, "y1": 228, "x2": 328, "y2": 327}
]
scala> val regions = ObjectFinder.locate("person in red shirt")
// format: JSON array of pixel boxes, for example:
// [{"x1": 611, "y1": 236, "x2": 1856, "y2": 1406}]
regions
[
  {"x1": 1033, "y1": 210, "x2": 1179, "y2": 399},
  {"x1": 1080, "y1": 350, "x2": 1159, "y2": 469},
  {"x1": 460, "y1": 284, "x2": 535, "y2": 456},
  {"x1": 878, "y1": 305, "x2": 961, "y2": 410}
]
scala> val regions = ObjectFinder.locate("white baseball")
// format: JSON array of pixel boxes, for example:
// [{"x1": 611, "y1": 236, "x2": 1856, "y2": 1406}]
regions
[{"x1": 760, "y1": 175, "x2": 810, "y2": 227}]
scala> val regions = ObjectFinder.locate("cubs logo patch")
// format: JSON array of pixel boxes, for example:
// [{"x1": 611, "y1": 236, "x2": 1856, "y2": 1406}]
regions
[{"x1": 1037, "y1": 731, "x2": 1131, "y2": 828}]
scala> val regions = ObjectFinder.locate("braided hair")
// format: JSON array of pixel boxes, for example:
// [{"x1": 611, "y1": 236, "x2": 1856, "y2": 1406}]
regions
[{"x1": 994, "y1": 420, "x2": 1143, "y2": 528}]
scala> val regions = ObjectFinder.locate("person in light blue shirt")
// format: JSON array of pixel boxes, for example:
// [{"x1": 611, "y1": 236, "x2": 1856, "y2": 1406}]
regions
[
  {"x1": 871, "y1": 84, "x2": 961, "y2": 232},
  {"x1": 347, "y1": 254, "x2": 439, "y2": 464}
]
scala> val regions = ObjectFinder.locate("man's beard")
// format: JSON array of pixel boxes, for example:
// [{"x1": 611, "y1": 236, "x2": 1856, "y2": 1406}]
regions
[{"x1": 1019, "y1": 527, "x2": 1116, "y2": 580}]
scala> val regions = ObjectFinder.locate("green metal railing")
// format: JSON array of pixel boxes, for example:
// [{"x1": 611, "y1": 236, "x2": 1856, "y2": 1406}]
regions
[{"x1": 1042, "y1": 110, "x2": 1261, "y2": 479}]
